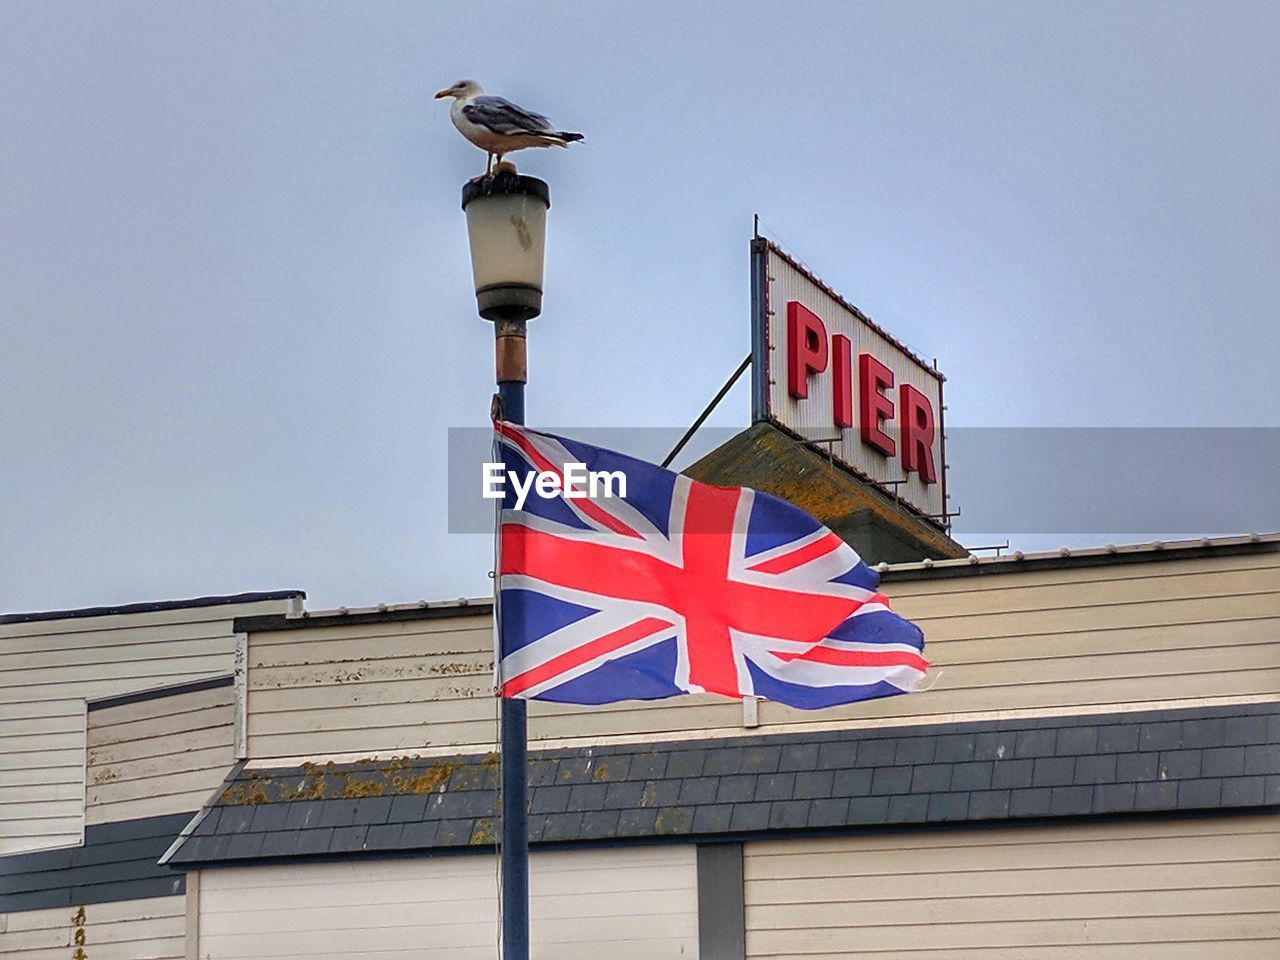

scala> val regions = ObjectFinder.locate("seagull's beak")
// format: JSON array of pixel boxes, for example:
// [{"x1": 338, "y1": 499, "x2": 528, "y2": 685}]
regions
[{"x1": 434, "y1": 88, "x2": 451, "y2": 99}]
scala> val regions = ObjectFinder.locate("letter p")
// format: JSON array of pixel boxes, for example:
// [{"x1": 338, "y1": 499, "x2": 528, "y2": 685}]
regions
[{"x1": 787, "y1": 301, "x2": 828, "y2": 399}]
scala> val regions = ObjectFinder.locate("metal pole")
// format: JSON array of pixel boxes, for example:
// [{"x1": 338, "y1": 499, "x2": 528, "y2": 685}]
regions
[
  {"x1": 495, "y1": 315, "x2": 529, "y2": 960},
  {"x1": 660, "y1": 354, "x2": 751, "y2": 468}
]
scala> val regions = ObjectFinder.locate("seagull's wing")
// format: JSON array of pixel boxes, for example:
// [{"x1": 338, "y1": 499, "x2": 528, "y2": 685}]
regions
[{"x1": 462, "y1": 96, "x2": 555, "y2": 135}]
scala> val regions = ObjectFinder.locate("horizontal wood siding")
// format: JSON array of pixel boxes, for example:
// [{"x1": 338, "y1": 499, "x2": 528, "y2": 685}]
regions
[
  {"x1": 758, "y1": 551, "x2": 1280, "y2": 731},
  {"x1": 743, "y1": 813, "x2": 1280, "y2": 958},
  {"x1": 247, "y1": 614, "x2": 748, "y2": 757},
  {"x1": 0, "y1": 597, "x2": 292, "y2": 855},
  {"x1": 85, "y1": 685, "x2": 235, "y2": 825},
  {"x1": 247, "y1": 553, "x2": 1280, "y2": 760},
  {"x1": 197, "y1": 845, "x2": 697, "y2": 959},
  {"x1": 0, "y1": 895, "x2": 183, "y2": 960}
]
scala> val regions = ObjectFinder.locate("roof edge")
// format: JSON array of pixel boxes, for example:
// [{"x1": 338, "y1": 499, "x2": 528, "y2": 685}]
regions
[
  {"x1": 235, "y1": 597, "x2": 494, "y2": 634},
  {"x1": 87, "y1": 674, "x2": 235, "y2": 713},
  {"x1": 757, "y1": 238, "x2": 945, "y2": 382},
  {"x1": 881, "y1": 533, "x2": 1280, "y2": 581},
  {"x1": 1, "y1": 590, "x2": 306, "y2": 626}
]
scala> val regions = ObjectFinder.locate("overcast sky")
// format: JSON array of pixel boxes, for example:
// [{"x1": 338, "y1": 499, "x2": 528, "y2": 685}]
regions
[{"x1": 2, "y1": 1, "x2": 1277, "y2": 613}]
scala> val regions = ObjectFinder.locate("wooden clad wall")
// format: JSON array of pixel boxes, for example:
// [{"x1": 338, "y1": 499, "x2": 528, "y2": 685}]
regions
[
  {"x1": 0, "y1": 596, "x2": 293, "y2": 856},
  {"x1": 196, "y1": 845, "x2": 698, "y2": 959},
  {"x1": 760, "y1": 550, "x2": 1280, "y2": 731},
  {"x1": 248, "y1": 613, "x2": 500, "y2": 758},
  {"x1": 246, "y1": 613, "x2": 743, "y2": 758},
  {"x1": 742, "y1": 812, "x2": 1280, "y2": 958},
  {"x1": 0, "y1": 895, "x2": 183, "y2": 960},
  {"x1": 86, "y1": 683, "x2": 235, "y2": 826},
  {"x1": 246, "y1": 551, "x2": 1280, "y2": 760}
]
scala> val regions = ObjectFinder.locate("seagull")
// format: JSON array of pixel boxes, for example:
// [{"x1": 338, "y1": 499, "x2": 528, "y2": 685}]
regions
[{"x1": 435, "y1": 80, "x2": 583, "y2": 175}]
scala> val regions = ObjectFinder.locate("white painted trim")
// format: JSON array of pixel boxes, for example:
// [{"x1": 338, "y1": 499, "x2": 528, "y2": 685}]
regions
[
  {"x1": 233, "y1": 632, "x2": 248, "y2": 760},
  {"x1": 185, "y1": 870, "x2": 200, "y2": 960},
  {"x1": 78, "y1": 698, "x2": 88, "y2": 847},
  {"x1": 158, "y1": 760, "x2": 245, "y2": 865},
  {"x1": 0, "y1": 836, "x2": 86, "y2": 855}
]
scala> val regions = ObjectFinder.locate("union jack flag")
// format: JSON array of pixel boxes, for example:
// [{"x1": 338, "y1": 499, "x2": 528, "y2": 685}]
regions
[{"x1": 493, "y1": 422, "x2": 927, "y2": 710}]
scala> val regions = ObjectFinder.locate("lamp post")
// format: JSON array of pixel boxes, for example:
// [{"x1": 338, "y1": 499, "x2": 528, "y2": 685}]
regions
[{"x1": 462, "y1": 163, "x2": 549, "y2": 960}]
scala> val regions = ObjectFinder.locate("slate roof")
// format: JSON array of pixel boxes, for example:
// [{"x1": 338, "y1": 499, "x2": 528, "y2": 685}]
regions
[
  {"x1": 165, "y1": 702, "x2": 1280, "y2": 867},
  {"x1": 0, "y1": 813, "x2": 189, "y2": 913}
]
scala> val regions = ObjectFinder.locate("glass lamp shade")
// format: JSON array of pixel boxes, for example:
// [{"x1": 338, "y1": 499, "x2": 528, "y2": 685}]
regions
[{"x1": 461, "y1": 171, "x2": 551, "y2": 322}]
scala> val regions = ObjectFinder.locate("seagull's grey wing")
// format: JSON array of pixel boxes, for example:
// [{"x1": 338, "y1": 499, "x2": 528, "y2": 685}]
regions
[{"x1": 462, "y1": 95, "x2": 555, "y2": 135}]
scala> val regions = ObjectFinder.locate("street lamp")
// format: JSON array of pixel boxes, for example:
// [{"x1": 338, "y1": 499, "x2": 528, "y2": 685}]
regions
[
  {"x1": 462, "y1": 165, "x2": 550, "y2": 322},
  {"x1": 461, "y1": 161, "x2": 548, "y2": 960}
]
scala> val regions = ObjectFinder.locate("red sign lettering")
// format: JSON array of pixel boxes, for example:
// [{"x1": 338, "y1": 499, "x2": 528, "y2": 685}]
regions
[
  {"x1": 832, "y1": 334, "x2": 853, "y2": 428},
  {"x1": 783, "y1": 300, "x2": 938, "y2": 485},
  {"x1": 859, "y1": 353, "x2": 896, "y2": 457},
  {"x1": 787, "y1": 301, "x2": 827, "y2": 399},
  {"x1": 899, "y1": 383, "x2": 937, "y2": 483}
]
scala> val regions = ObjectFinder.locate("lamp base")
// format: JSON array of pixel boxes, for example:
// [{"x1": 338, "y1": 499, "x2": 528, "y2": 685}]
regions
[{"x1": 477, "y1": 284, "x2": 542, "y2": 323}]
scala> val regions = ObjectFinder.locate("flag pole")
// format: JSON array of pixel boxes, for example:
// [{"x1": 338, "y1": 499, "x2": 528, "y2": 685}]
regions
[
  {"x1": 461, "y1": 163, "x2": 547, "y2": 960},
  {"x1": 495, "y1": 315, "x2": 529, "y2": 960}
]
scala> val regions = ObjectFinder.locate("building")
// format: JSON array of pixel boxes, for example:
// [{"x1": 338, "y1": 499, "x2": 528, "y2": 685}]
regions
[
  {"x1": 4, "y1": 239, "x2": 1276, "y2": 956},
  {"x1": 3, "y1": 537, "x2": 1277, "y2": 958},
  {"x1": 0, "y1": 592, "x2": 301, "y2": 957}
]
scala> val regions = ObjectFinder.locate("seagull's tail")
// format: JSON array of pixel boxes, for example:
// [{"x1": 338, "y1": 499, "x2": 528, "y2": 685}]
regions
[{"x1": 555, "y1": 131, "x2": 584, "y2": 143}]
